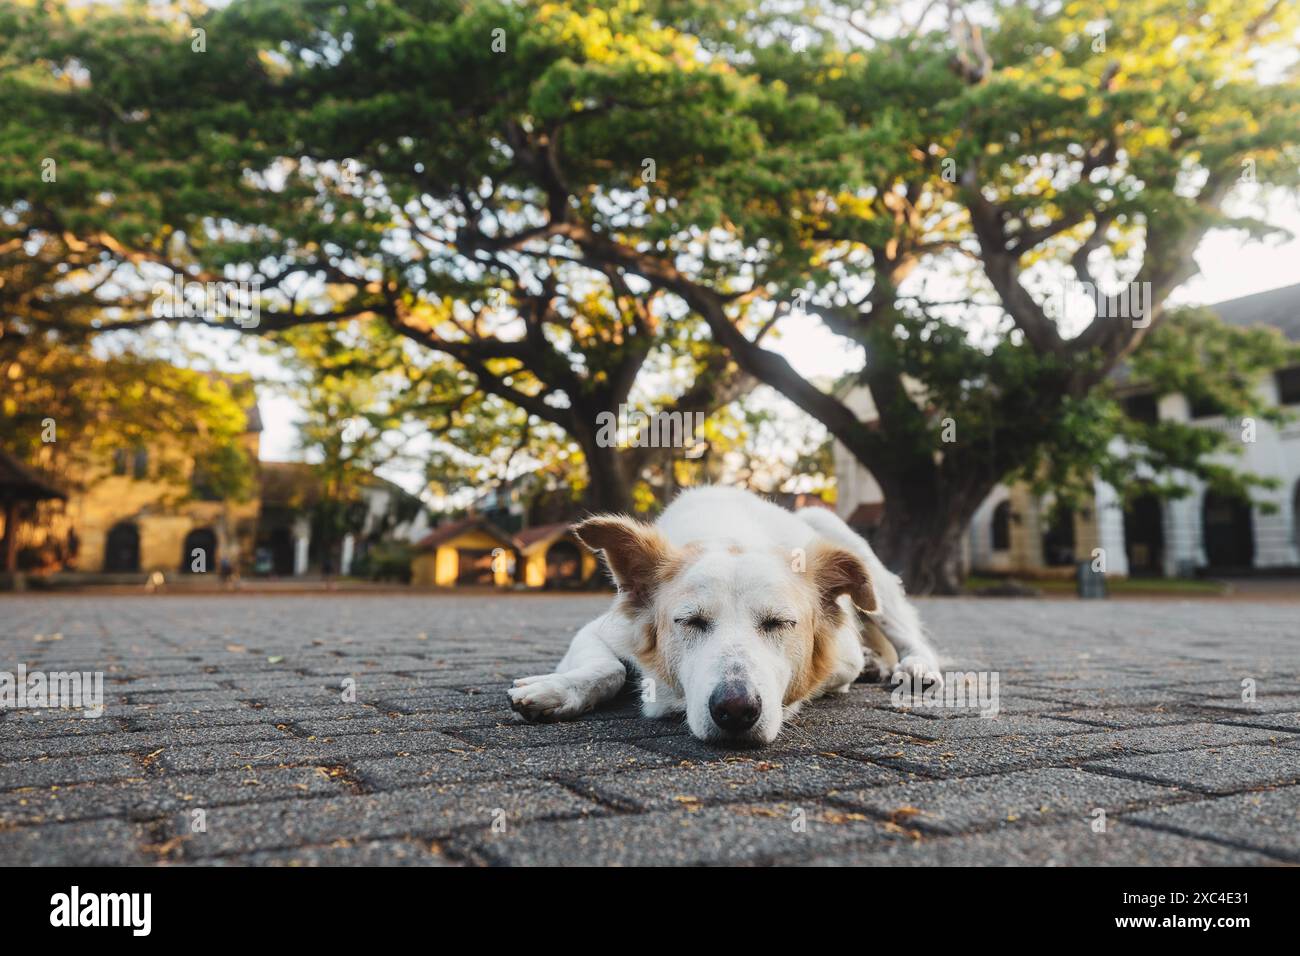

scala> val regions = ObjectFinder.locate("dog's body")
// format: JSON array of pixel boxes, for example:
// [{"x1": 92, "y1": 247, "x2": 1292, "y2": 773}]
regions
[{"x1": 508, "y1": 487, "x2": 942, "y2": 745}]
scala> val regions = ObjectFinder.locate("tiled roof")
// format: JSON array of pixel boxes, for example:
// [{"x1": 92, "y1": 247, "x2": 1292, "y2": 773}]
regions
[
  {"x1": 514, "y1": 522, "x2": 576, "y2": 553},
  {"x1": 414, "y1": 516, "x2": 517, "y2": 551},
  {"x1": 1211, "y1": 282, "x2": 1300, "y2": 341}
]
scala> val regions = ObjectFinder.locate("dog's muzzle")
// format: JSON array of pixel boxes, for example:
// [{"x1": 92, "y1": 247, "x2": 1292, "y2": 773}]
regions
[{"x1": 708, "y1": 680, "x2": 761, "y2": 736}]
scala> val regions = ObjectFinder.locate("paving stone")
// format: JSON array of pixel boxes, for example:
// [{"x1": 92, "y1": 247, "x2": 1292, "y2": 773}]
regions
[
  {"x1": 1214, "y1": 712, "x2": 1300, "y2": 733},
  {"x1": 1043, "y1": 707, "x2": 1209, "y2": 729},
  {"x1": 450, "y1": 802, "x2": 896, "y2": 866},
  {"x1": 1085, "y1": 742, "x2": 1300, "y2": 794},
  {"x1": 0, "y1": 766, "x2": 352, "y2": 826},
  {"x1": 1125, "y1": 787, "x2": 1300, "y2": 861},
  {"x1": 634, "y1": 727, "x2": 926, "y2": 764},
  {"x1": 203, "y1": 838, "x2": 457, "y2": 866},
  {"x1": 0, "y1": 776, "x2": 160, "y2": 825},
  {"x1": 831, "y1": 767, "x2": 1183, "y2": 835},
  {"x1": 0, "y1": 819, "x2": 151, "y2": 865},
  {"x1": 350, "y1": 750, "x2": 519, "y2": 789},
  {"x1": 451, "y1": 716, "x2": 686, "y2": 748},
  {"x1": 0, "y1": 754, "x2": 141, "y2": 790},
  {"x1": 798, "y1": 820, "x2": 1275, "y2": 866},
  {"x1": 155, "y1": 737, "x2": 342, "y2": 773},
  {"x1": 860, "y1": 714, "x2": 1092, "y2": 740},
  {"x1": 571, "y1": 753, "x2": 905, "y2": 812},
  {"x1": 1, "y1": 724, "x2": 292, "y2": 761},
  {"x1": 860, "y1": 721, "x2": 1287, "y2": 778},
  {"x1": 0, "y1": 716, "x2": 130, "y2": 741},
  {"x1": 174, "y1": 780, "x2": 602, "y2": 859},
  {"x1": 286, "y1": 713, "x2": 463, "y2": 738}
]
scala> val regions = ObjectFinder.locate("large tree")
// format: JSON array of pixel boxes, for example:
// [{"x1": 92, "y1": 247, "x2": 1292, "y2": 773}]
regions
[
  {"x1": 510, "y1": 0, "x2": 1300, "y2": 591},
  {"x1": 2, "y1": 0, "x2": 753, "y2": 513},
  {"x1": 669, "y1": 0, "x2": 1300, "y2": 591}
]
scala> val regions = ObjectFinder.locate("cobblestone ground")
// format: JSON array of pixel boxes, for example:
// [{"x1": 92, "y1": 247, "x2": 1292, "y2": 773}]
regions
[{"x1": 1, "y1": 593, "x2": 1297, "y2": 866}]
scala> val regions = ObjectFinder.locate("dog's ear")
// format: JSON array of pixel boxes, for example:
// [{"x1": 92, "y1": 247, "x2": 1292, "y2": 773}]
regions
[
  {"x1": 807, "y1": 542, "x2": 878, "y2": 614},
  {"x1": 573, "y1": 515, "x2": 677, "y2": 610}
]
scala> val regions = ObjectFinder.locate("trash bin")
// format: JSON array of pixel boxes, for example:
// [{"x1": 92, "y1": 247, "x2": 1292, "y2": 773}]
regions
[{"x1": 1076, "y1": 561, "x2": 1107, "y2": 599}]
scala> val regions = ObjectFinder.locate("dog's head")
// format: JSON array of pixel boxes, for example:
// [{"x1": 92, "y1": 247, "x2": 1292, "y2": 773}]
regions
[{"x1": 575, "y1": 515, "x2": 876, "y2": 746}]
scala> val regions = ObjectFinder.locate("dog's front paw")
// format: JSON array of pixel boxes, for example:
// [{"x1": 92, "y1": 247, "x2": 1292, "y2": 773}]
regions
[
  {"x1": 507, "y1": 674, "x2": 586, "y2": 723},
  {"x1": 857, "y1": 653, "x2": 893, "y2": 684},
  {"x1": 892, "y1": 655, "x2": 944, "y2": 690}
]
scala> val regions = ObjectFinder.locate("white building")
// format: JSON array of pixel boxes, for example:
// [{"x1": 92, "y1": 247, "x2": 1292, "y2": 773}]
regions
[{"x1": 834, "y1": 283, "x2": 1300, "y2": 578}]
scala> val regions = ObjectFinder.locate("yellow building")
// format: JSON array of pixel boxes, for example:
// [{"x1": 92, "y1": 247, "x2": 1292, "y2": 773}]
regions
[
  {"x1": 410, "y1": 517, "x2": 518, "y2": 587},
  {"x1": 5, "y1": 402, "x2": 263, "y2": 577}
]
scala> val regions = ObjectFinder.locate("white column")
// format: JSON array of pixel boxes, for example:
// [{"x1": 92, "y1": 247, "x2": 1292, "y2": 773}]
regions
[
  {"x1": 1093, "y1": 479, "x2": 1129, "y2": 577},
  {"x1": 340, "y1": 534, "x2": 355, "y2": 576}
]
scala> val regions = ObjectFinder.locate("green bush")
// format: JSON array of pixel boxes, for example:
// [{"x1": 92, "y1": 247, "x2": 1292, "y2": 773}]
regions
[{"x1": 351, "y1": 541, "x2": 414, "y2": 583}]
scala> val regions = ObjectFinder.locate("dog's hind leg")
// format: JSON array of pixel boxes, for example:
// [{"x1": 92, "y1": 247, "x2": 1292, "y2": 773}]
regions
[{"x1": 508, "y1": 611, "x2": 629, "y2": 723}]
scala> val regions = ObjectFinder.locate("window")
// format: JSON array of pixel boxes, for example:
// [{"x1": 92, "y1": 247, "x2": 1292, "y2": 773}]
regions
[
  {"x1": 1189, "y1": 393, "x2": 1228, "y2": 419},
  {"x1": 1123, "y1": 392, "x2": 1159, "y2": 425},
  {"x1": 132, "y1": 448, "x2": 149, "y2": 480},
  {"x1": 112, "y1": 449, "x2": 128, "y2": 476},
  {"x1": 991, "y1": 501, "x2": 1011, "y2": 551},
  {"x1": 1276, "y1": 366, "x2": 1300, "y2": 406}
]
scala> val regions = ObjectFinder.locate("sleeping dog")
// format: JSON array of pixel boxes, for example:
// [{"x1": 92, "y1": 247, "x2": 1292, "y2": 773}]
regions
[{"x1": 507, "y1": 486, "x2": 943, "y2": 745}]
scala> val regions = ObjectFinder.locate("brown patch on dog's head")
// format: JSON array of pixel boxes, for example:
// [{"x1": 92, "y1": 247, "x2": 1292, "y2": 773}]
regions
[
  {"x1": 782, "y1": 542, "x2": 876, "y2": 707},
  {"x1": 783, "y1": 616, "x2": 838, "y2": 706},
  {"x1": 573, "y1": 514, "x2": 680, "y2": 611},
  {"x1": 636, "y1": 619, "x2": 679, "y2": 694},
  {"x1": 806, "y1": 541, "x2": 877, "y2": 614}
]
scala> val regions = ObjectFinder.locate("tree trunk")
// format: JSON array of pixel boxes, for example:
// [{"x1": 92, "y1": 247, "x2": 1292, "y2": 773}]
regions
[
  {"x1": 2, "y1": 499, "x2": 17, "y2": 573},
  {"x1": 871, "y1": 477, "x2": 997, "y2": 596},
  {"x1": 577, "y1": 433, "x2": 634, "y2": 514},
  {"x1": 872, "y1": 504, "x2": 973, "y2": 596}
]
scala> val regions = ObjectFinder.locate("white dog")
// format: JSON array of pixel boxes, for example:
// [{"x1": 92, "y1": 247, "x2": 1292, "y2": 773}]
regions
[{"x1": 507, "y1": 487, "x2": 942, "y2": 746}]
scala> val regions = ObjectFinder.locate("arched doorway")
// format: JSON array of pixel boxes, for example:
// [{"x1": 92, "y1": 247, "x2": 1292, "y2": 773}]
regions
[
  {"x1": 1124, "y1": 494, "x2": 1165, "y2": 577},
  {"x1": 1202, "y1": 492, "x2": 1254, "y2": 568},
  {"x1": 990, "y1": 501, "x2": 1011, "y2": 552},
  {"x1": 104, "y1": 521, "x2": 140, "y2": 572},
  {"x1": 181, "y1": 527, "x2": 218, "y2": 573},
  {"x1": 1042, "y1": 506, "x2": 1075, "y2": 567},
  {"x1": 545, "y1": 540, "x2": 584, "y2": 588},
  {"x1": 269, "y1": 526, "x2": 294, "y2": 575}
]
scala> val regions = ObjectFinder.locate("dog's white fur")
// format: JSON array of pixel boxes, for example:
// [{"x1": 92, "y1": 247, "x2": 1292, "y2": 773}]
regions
[{"x1": 507, "y1": 487, "x2": 942, "y2": 745}]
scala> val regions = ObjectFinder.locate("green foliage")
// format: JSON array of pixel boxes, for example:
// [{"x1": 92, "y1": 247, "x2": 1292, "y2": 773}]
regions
[{"x1": 349, "y1": 540, "x2": 414, "y2": 583}]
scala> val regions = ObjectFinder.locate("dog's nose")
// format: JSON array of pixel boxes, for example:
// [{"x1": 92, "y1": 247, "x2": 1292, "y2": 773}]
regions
[{"x1": 709, "y1": 681, "x2": 761, "y2": 733}]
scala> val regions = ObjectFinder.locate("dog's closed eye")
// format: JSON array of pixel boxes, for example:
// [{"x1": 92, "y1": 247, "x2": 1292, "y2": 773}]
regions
[
  {"x1": 675, "y1": 613, "x2": 713, "y2": 632},
  {"x1": 758, "y1": 615, "x2": 795, "y2": 633}
]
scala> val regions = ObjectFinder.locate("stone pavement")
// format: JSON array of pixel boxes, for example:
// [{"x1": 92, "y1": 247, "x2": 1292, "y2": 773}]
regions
[{"x1": 1, "y1": 593, "x2": 1297, "y2": 866}]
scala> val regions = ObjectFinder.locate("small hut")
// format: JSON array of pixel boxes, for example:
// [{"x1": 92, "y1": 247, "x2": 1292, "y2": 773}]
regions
[{"x1": 410, "y1": 517, "x2": 517, "y2": 587}]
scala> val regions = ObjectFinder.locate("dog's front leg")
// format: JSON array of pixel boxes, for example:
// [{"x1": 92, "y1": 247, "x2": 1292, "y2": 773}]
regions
[{"x1": 508, "y1": 611, "x2": 629, "y2": 723}]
